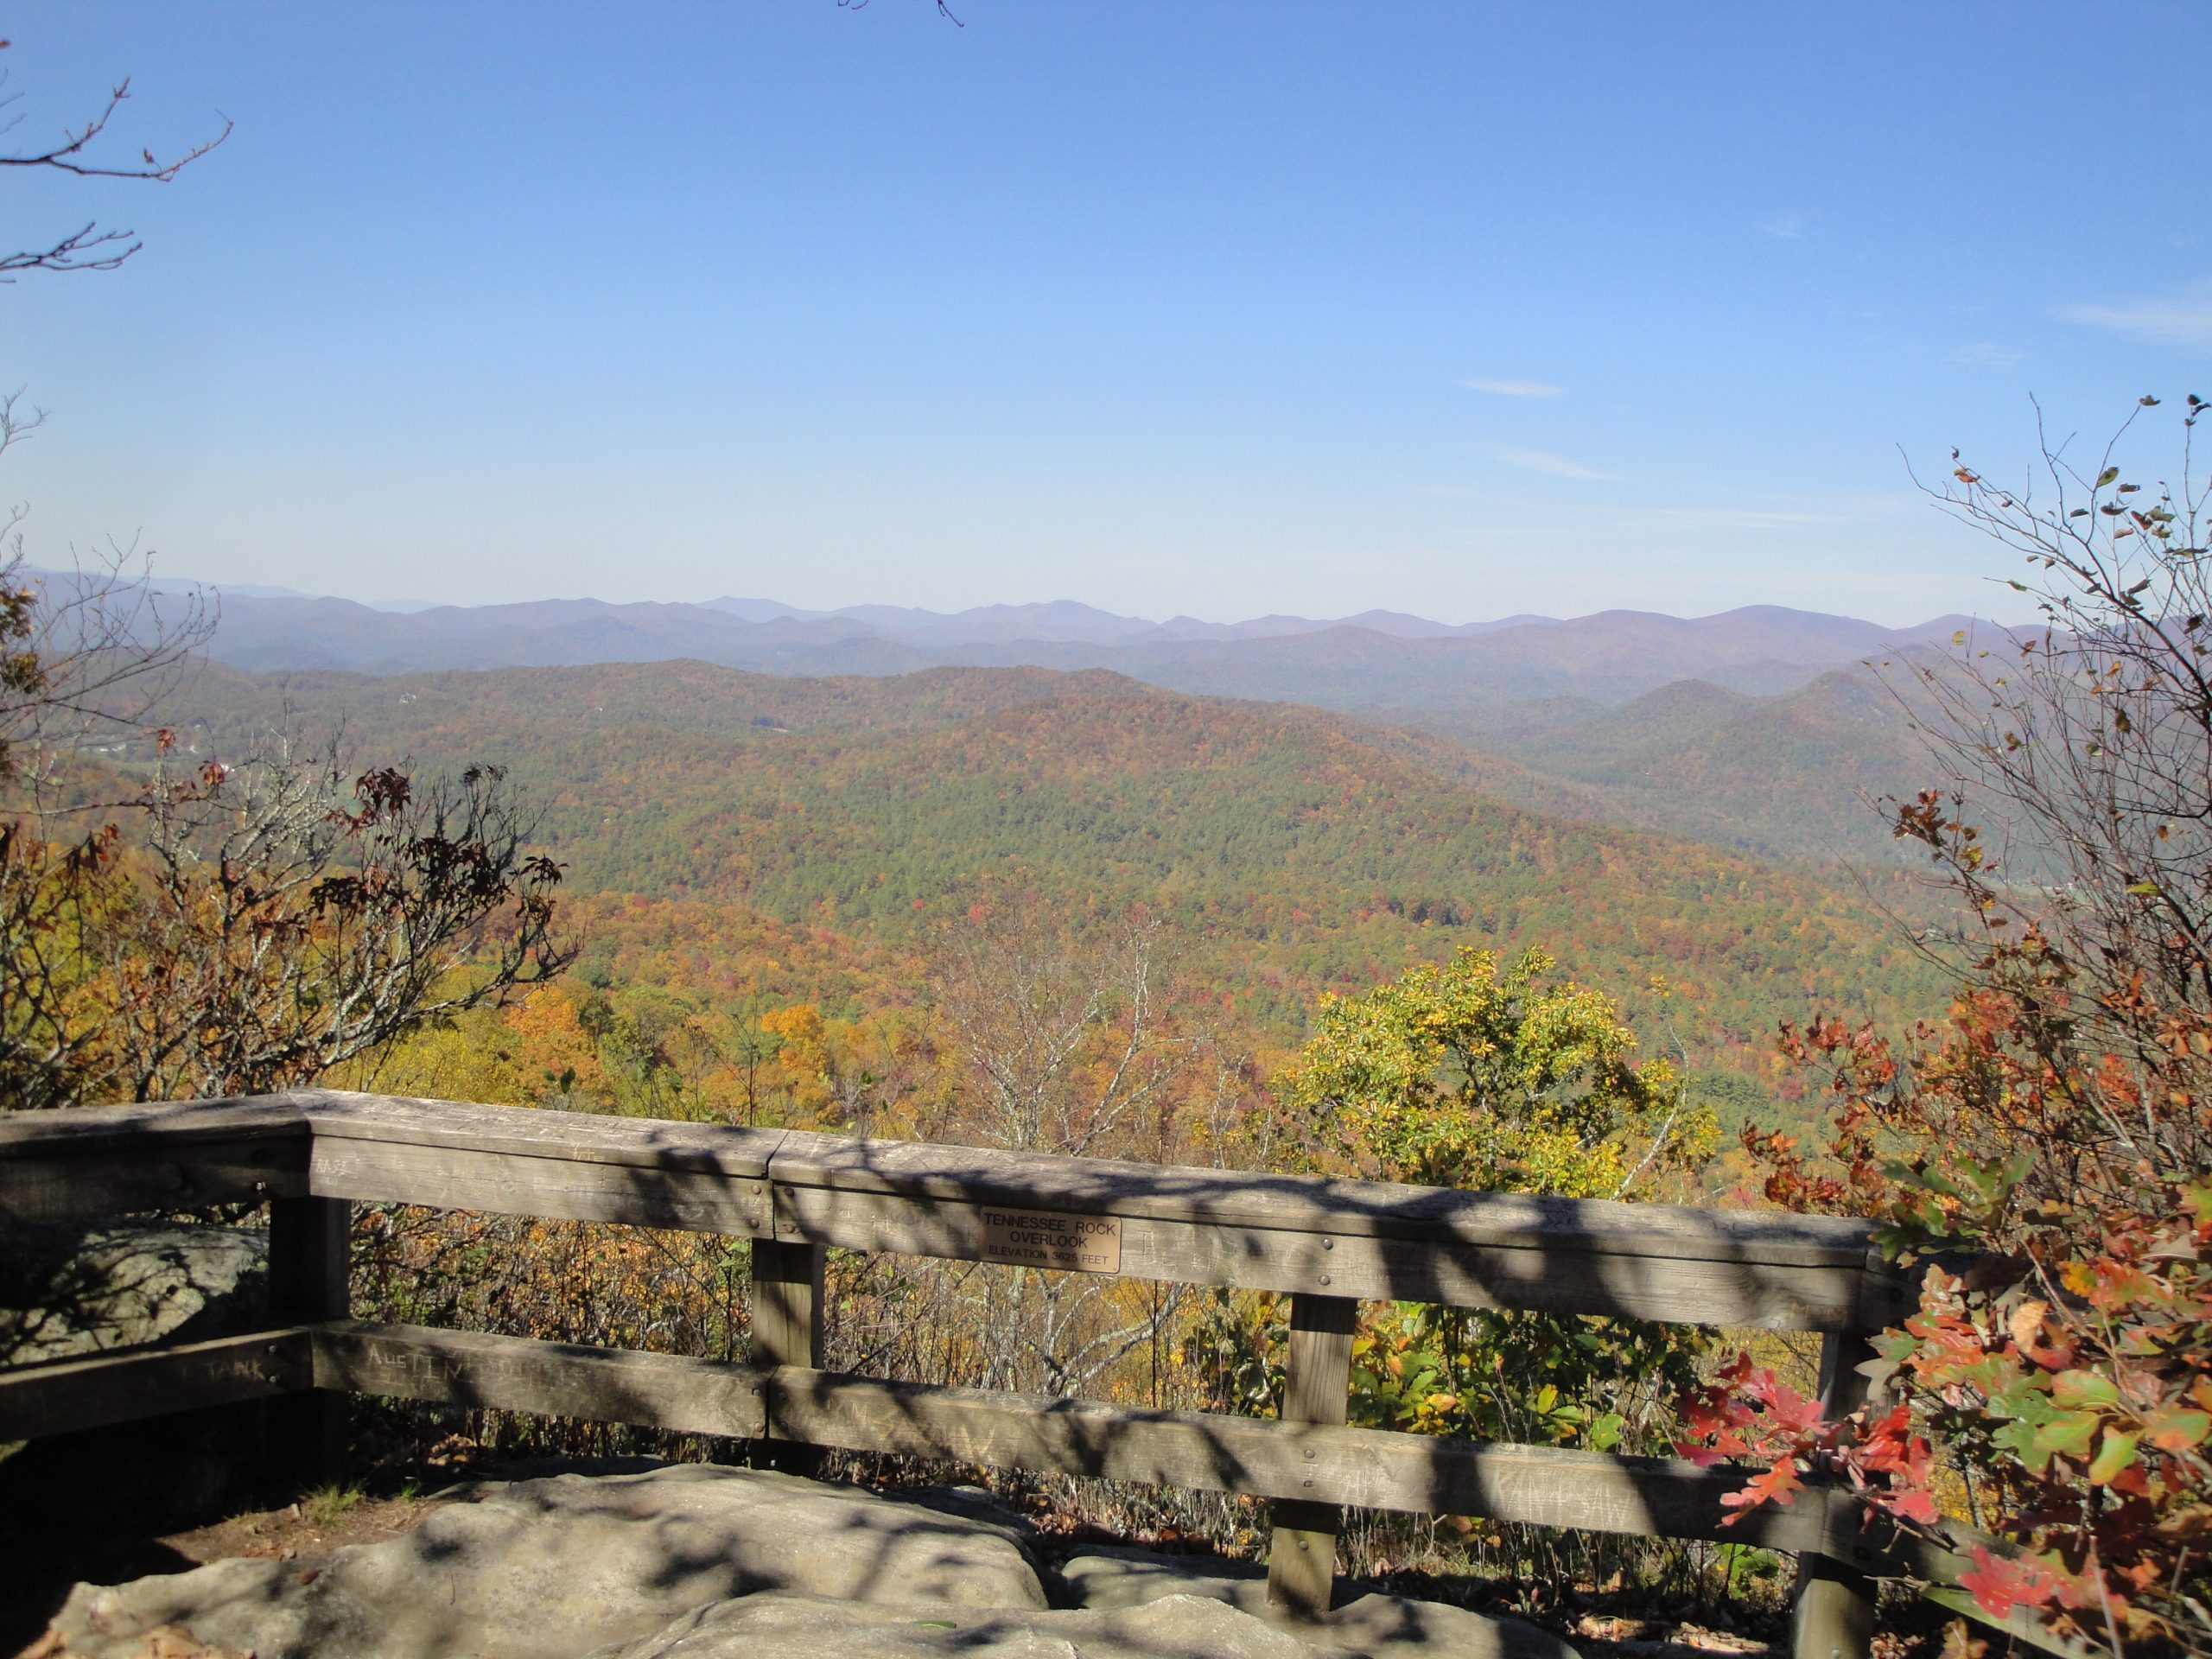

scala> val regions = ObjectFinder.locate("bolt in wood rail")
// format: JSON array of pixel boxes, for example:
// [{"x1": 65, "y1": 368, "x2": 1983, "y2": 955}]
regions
[{"x1": 0, "y1": 1091, "x2": 2027, "y2": 1658}]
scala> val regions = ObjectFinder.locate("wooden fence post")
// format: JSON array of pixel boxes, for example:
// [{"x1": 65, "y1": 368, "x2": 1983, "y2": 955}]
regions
[
  {"x1": 1792, "y1": 1329, "x2": 1878, "y2": 1659},
  {"x1": 753, "y1": 1235, "x2": 826, "y2": 1476},
  {"x1": 267, "y1": 1194, "x2": 351, "y2": 1491},
  {"x1": 1266, "y1": 1290, "x2": 1359, "y2": 1618}
]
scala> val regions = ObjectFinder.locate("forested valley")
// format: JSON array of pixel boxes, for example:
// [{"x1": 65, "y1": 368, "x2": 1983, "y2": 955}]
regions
[{"x1": 121, "y1": 652, "x2": 1952, "y2": 1169}]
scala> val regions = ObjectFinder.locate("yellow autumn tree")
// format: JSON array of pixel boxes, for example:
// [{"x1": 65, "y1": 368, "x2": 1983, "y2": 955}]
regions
[{"x1": 1287, "y1": 944, "x2": 1711, "y2": 1198}]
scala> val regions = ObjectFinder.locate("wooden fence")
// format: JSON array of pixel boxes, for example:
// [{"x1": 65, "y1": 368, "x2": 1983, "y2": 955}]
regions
[{"x1": 0, "y1": 1090, "x2": 2036, "y2": 1659}]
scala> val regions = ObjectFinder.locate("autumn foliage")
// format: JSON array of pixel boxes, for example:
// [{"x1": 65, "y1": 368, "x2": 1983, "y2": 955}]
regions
[{"x1": 1683, "y1": 402, "x2": 2212, "y2": 1656}]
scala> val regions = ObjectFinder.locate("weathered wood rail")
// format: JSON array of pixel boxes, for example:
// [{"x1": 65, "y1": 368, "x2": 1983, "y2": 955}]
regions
[{"x1": 0, "y1": 1091, "x2": 2029, "y2": 1659}]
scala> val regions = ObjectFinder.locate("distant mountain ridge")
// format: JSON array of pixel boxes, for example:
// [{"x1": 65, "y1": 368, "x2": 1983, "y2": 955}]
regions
[
  {"x1": 691, "y1": 594, "x2": 1567, "y2": 644},
  {"x1": 137, "y1": 576, "x2": 1986, "y2": 711}
]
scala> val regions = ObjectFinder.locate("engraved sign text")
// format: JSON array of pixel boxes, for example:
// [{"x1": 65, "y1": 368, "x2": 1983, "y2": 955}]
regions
[{"x1": 978, "y1": 1207, "x2": 1122, "y2": 1273}]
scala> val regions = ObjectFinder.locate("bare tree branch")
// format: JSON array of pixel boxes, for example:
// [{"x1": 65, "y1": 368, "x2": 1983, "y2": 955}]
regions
[
  {"x1": 1865, "y1": 394, "x2": 2212, "y2": 1200},
  {"x1": 0, "y1": 221, "x2": 143, "y2": 279},
  {"x1": 0, "y1": 55, "x2": 232, "y2": 281},
  {"x1": 835, "y1": 0, "x2": 965, "y2": 25}
]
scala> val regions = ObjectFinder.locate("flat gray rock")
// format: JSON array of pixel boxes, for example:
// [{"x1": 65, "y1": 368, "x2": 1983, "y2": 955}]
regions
[
  {"x1": 600, "y1": 1593, "x2": 1322, "y2": 1659},
  {"x1": 42, "y1": 1467, "x2": 1572, "y2": 1659},
  {"x1": 48, "y1": 1466, "x2": 1046, "y2": 1659},
  {"x1": 605, "y1": 1588, "x2": 1576, "y2": 1659},
  {"x1": 1313, "y1": 1594, "x2": 1575, "y2": 1659},
  {"x1": 1059, "y1": 1549, "x2": 1571, "y2": 1659},
  {"x1": 1062, "y1": 1546, "x2": 1272, "y2": 1613}
]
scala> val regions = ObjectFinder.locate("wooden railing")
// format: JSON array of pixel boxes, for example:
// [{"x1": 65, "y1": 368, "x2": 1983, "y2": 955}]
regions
[{"x1": 0, "y1": 1091, "x2": 2028, "y2": 1659}]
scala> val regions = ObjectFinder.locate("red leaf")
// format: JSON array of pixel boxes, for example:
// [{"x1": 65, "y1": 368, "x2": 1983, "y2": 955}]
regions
[
  {"x1": 1957, "y1": 1546, "x2": 2061, "y2": 1620},
  {"x1": 1759, "y1": 1377, "x2": 1826, "y2": 1437},
  {"x1": 1720, "y1": 1457, "x2": 1803, "y2": 1519},
  {"x1": 1872, "y1": 1486, "x2": 1940, "y2": 1527}
]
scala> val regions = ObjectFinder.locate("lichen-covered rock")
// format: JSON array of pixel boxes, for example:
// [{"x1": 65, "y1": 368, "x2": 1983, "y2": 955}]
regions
[{"x1": 46, "y1": 1466, "x2": 1046, "y2": 1659}]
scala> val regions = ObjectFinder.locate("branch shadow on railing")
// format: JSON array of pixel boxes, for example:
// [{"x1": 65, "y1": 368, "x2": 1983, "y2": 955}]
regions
[{"x1": 0, "y1": 1090, "x2": 1971, "y2": 1659}]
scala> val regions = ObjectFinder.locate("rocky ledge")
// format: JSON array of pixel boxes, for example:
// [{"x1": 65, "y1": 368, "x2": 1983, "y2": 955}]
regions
[{"x1": 37, "y1": 1463, "x2": 1573, "y2": 1659}]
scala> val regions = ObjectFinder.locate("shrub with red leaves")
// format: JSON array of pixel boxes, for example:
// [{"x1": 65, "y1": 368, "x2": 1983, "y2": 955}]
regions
[{"x1": 1681, "y1": 403, "x2": 2212, "y2": 1658}]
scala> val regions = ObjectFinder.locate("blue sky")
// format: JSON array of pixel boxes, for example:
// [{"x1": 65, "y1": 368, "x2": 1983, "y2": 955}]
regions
[{"x1": 3, "y1": 3, "x2": 2206, "y2": 624}]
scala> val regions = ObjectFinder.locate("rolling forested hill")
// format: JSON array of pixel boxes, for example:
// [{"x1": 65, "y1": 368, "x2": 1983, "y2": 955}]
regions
[
  {"x1": 1405, "y1": 666, "x2": 1940, "y2": 868},
  {"x1": 147, "y1": 657, "x2": 1952, "y2": 1100}
]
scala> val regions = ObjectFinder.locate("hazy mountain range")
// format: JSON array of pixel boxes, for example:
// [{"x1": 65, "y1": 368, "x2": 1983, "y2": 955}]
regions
[
  {"x1": 696, "y1": 594, "x2": 1560, "y2": 645},
  {"x1": 66, "y1": 572, "x2": 2003, "y2": 870},
  {"x1": 129, "y1": 580, "x2": 1986, "y2": 711}
]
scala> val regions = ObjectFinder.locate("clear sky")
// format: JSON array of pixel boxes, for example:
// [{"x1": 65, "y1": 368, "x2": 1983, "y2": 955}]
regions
[{"x1": 3, "y1": 3, "x2": 2206, "y2": 625}]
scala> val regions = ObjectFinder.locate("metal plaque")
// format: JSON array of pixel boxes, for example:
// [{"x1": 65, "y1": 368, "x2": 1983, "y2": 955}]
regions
[{"x1": 977, "y1": 1206, "x2": 1123, "y2": 1273}]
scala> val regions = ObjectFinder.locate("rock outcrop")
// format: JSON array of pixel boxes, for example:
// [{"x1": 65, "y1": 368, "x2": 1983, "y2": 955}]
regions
[
  {"x1": 0, "y1": 1219, "x2": 268, "y2": 1367},
  {"x1": 42, "y1": 1465, "x2": 1575, "y2": 1659},
  {"x1": 1, "y1": 1219, "x2": 272, "y2": 1532}
]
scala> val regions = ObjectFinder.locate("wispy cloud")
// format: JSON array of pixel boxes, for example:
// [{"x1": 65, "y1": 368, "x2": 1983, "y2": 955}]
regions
[
  {"x1": 2057, "y1": 283, "x2": 2212, "y2": 352},
  {"x1": 1758, "y1": 210, "x2": 1808, "y2": 240},
  {"x1": 1948, "y1": 341, "x2": 2025, "y2": 369},
  {"x1": 1471, "y1": 443, "x2": 1613, "y2": 480},
  {"x1": 1463, "y1": 376, "x2": 1562, "y2": 398}
]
